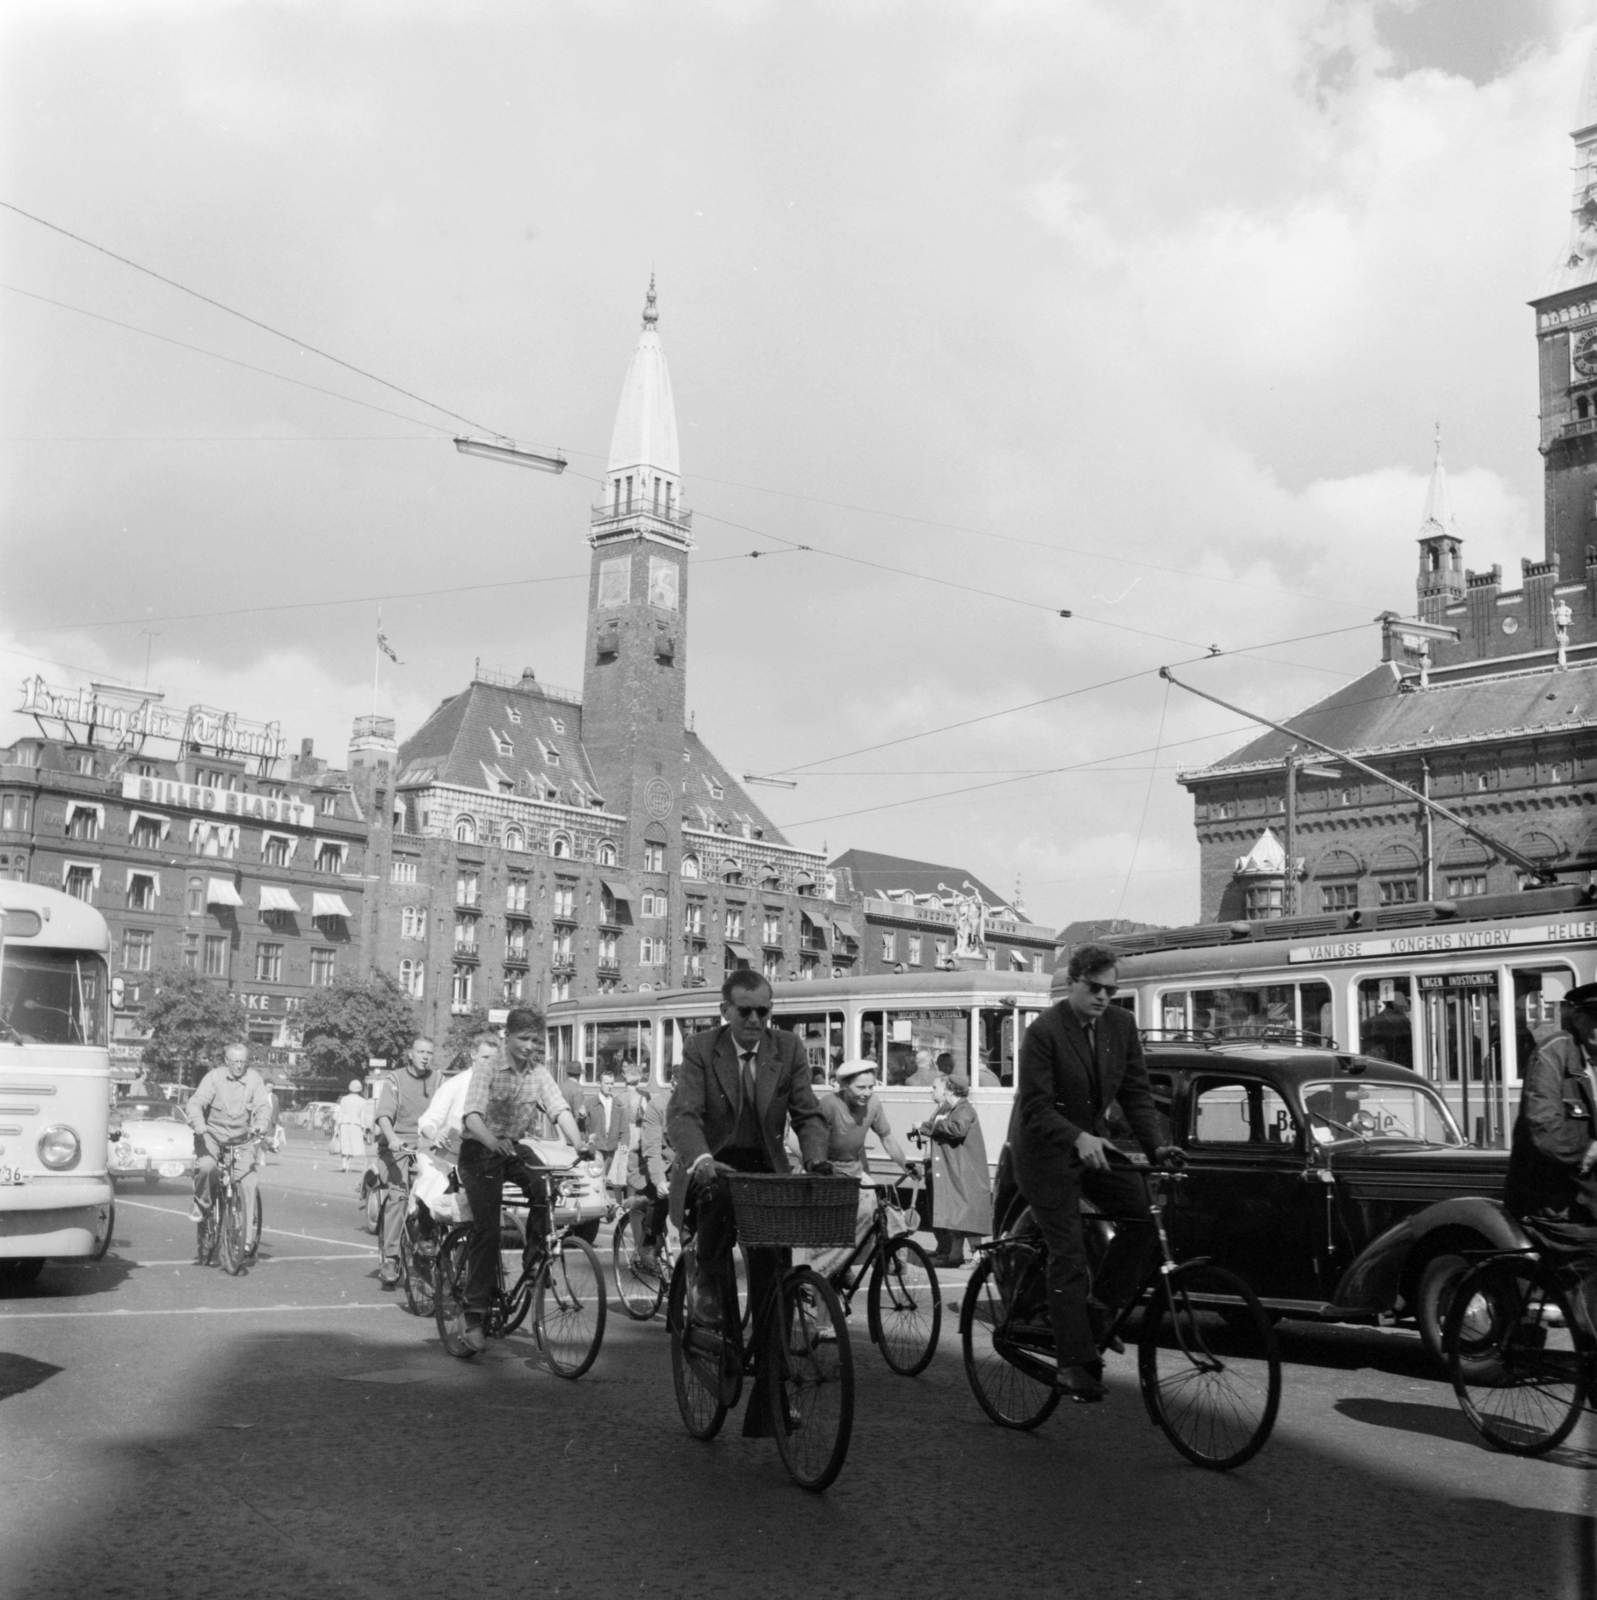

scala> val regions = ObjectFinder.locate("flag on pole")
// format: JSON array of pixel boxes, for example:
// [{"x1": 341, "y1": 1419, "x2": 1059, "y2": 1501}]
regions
[{"x1": 377, "y1": 625, "x2": 402, "y2": 665}]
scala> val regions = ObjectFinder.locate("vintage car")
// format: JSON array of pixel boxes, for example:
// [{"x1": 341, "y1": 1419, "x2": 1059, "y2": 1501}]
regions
[
  {"x1": 108, "y1": 1097, "x2": 197, "y2": 1188},
  {"x1": 1087, "y1": 1040, "x2": 1521, "y2": 1366}
]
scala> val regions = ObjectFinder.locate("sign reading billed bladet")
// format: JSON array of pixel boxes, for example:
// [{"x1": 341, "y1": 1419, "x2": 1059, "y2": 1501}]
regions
[
  {"x1": 18, "y1": 675, "x2": 286, "y2": 763},
  {"x1": 119, "y1": 775, "x2": 314, "y2": 830},
  {"x1": 1289, "y1": 919, "x2": 1597, "y2": 963}
]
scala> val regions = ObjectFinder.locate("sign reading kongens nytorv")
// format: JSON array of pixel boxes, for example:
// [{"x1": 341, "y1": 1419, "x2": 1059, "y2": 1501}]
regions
[
  {"x1": 19, "y1": 675, "x2": 285, "y2": 763},
  {"x1": 120, "y1": 774, "x2": 314, "y2": 829},
  {"x1": 1289, "y1": 919, "x2": 1597, "y2": 963}
]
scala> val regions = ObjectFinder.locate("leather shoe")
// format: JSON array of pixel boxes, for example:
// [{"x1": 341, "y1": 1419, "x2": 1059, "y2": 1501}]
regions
[
  {"x1": 378, "y1": 1265, "x2": 401, "y2": 1289},
  {"x1": 690, "y1": 1281, "x2": 723, "y2": 1325},
  {"x1": 1055, "y1": 1363, "x2": 1107, "y2": 1402},
  {"x1": 463, "y1": 1321, "x2": 487, "y2": 1353}
]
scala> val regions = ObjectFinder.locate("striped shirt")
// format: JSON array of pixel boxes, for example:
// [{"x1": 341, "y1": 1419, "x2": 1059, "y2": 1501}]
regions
[{"x1": 462, "y1": 1053, "x2": 569, "y2": 1143}]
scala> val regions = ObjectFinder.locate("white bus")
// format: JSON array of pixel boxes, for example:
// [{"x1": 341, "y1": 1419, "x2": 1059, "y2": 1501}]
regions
[
  {"x1": 1100, "y1": 882, "x2": 1597, "y2": 1150},
  {"x1": 545, "y1": 969, "x2": 1054, "y2": 1163},
  {"x1": 0, "y1": 882, "x2": 115, "y2": 1283}
]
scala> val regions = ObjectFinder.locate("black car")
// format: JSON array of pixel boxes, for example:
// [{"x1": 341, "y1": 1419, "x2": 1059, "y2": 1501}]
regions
[{"x1": 1092, "y1": 1040, "x2": 1521, "y2": 1365}]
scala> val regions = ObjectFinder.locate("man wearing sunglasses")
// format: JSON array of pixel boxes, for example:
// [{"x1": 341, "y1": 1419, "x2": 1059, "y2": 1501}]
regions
[
  {"x1": 1008, "y1": 942, "x2": 1176, "y2": 1403},
  {"x1": 667, "y1": 969, "x2": 828, "y2": 1408}
]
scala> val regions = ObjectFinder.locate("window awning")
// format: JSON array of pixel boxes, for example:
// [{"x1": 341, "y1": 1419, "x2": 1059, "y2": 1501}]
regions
[
  {"x1": 125, "y1": 867, "x2": 159, "y2": 895},
  {"x1": 801, "y1": 912, "x2": 832, "y2": 949},
  {"x1": 1008, "y1": 948, "x2": 1029, "y2": 970},
  {"x1": 127, "y1": 809, "x2": 171, "y2": 841},
  {"x1": 724, "y1": 941, "x2": 753, "y2": 961},
  {"x1": 259, "y1": 885, "x2": 302, "y2": 913},
  {"x1": 832, "y1": 913, "x2": 859, "y2": 940},
  {"x1": 600, "y1": 879, "x2": 632, "y2": 905},
  {"x1": 313, "y1": 892, "x2": 353, "y2": 919},
  {"x1": 207, "y1": 877, "x2": 244, "y2": 908},
  {"x1": 66, "y1": 800, "x2": 105, "y2": 825}
]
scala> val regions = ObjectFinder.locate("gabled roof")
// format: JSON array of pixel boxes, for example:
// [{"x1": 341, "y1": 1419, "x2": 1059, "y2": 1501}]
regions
[
  {"x1": 680, "y1": 730, "x2": 789, "y2": 847},
  {"x1": 1186, "y1": 661, "x2": 1597, "y2": 780},
  {"x1": 829, "y1": 848, "x2": 1010, "y2": 911}
]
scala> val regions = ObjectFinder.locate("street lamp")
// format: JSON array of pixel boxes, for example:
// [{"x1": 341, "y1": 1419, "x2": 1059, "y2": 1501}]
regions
[
  {"x1": 742, "y1": 773, "x2": 797, "y2": 789},
  {"x1": 453, "y1": 436, "x2": 568, "y2": 473}
]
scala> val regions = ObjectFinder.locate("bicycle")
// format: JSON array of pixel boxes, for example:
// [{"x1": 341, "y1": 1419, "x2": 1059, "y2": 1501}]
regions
[
  {"x1": 666, "y1": 1168, "x2": 857, "y2": 1493},
  {"x1": 613, "y1": 1192, "x2": 752, "y2": 1326},
  {"x1": 819, "y1": 1163, "x2": 941, "y2": 1377},
  {"x1": 433, "y1": 1149, "x2": 607, "y2": 1378},
  {"x1": 195, "y1": 1139, "x2": 262, "y2": 1276},
  {"x1": 1443, "y1": 1242, "x2": 1596, "y2": 1455},
  {"x1": 388, "y1": 1149, "x2": 441, "y2": 1319},
  {"x1": 960, "y1": 1155, "x2": 1281, "y2": 1471}
]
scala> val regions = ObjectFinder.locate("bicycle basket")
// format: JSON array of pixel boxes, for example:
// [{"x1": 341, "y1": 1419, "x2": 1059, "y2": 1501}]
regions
[{"x1": 727, "y1": 1172, "x2": 858, "y2": 1248}]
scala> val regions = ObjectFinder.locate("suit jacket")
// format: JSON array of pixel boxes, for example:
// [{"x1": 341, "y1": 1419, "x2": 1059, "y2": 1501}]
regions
[
  {"x1": 666, "y1": 1024, "x2": 827, "y2": 1180},
  {"x1": 586, "y1": 1090, "x2": 633, "y2": 1154},
  {"x1": 1505, "y1": 1031, "x2": 1597, "y2": 1221},
  {"x1": 1008, "y1": 1001, "x2": 1161, "y2": 1208},
  {"x1": 633, "y1": 1091, "x2": 673, "y2": 1192}
]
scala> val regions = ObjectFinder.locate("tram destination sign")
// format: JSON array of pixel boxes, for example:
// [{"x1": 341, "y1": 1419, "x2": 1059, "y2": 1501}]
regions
[{"x1": 1289, "y1": 918, "x2": 1597, "y2": 964}]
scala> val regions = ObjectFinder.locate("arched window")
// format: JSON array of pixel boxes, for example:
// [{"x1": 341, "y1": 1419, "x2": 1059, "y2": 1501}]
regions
[
  {"x1": 597, "y1": 840, "x2": 618, "y2": 867},
  {"x1": 552, "y1": 832, "x2": 573, "y2": 859},
  {"x1": 721, "y1": 858, "x2": 743, "y2": 885},
  {"x1": 681, "y1": 852, "x2": 700, "y2": 879},
  {"x1": 398, "y1": 958, "x2": 423, "y2": 998},
  {"x1": 454, "y1": 815, "x2": 477, "y2": 845},
  {"x1": 503, "y1": 825, "x2": 525, "y2": 853},
  {"x1": 187, "y1": 876, "x2": 204, "y2": 917}
]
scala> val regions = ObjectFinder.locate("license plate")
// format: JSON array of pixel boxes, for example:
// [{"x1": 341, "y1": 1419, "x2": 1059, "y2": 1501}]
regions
[
  {"x1": 0, "y1": 1165, "x2": 25, "y2": 1186},
  {"x1": 159, "y1": 1161, "x2": 184, "y2": 1178}
]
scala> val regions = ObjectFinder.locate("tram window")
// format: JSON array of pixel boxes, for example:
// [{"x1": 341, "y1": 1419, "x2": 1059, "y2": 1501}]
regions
[
  {"x1": 878, "y1": 1008, "x2": 968, "y2": 1086},
  {"x1": 1299, "y1": 982, "x2": 1332, "y2": 1044},
  {"x1": 546, "y1": 1024, "x2": 575, "y2": 1066},
  {"x1": 975, "y1": 1009, "x2": 1009, "y2": 1087},
  {"x1": 775, "y1": 1010, "x2": 845, "y2": 1086},
  {"x1": 1356, "y1": 977, "x2": 1413, "y2": 1068},
  {"x1": 664, "y1": 1015, "x2": 719, "y2": 1075},
  {"x1": 1191, "y1": 1078, "x2": 1297, "y2": 1147},
  {"x1": 1191, "y1": 986, "x2": 1295, "y2": 1037},
  {"x1": 1512, "y1": 966, "x2": 1574, "y2": 1083},
  {"x1": 585, "y1": 1019, "x2": 653, "y2": 1080}
]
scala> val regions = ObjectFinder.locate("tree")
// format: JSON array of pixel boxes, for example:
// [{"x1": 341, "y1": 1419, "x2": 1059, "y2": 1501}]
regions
[
  {"x1": 297, "y1": 971, "x2": 419, "y2": 1081},
  {"x1": 139, "y1": 968, "x2": 247, "y2": 1089},
  {"x1": 443, "y1": 1005, "x2": 496, "y2": 1073}
]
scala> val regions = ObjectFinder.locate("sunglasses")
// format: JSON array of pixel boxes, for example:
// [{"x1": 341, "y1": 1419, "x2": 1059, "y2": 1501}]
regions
[
  {"x1": 1083, "y1": 979, "x2": 1119, "y2": 997},
  {"x1": 731, "y1": 1004, "x2": 772, "y2": 1020}
]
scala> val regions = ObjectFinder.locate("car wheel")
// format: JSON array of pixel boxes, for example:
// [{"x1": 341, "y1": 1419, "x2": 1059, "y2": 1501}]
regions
[{"x1": 1417, "y1": 1251, "x2": 1474, "y2": 1371}]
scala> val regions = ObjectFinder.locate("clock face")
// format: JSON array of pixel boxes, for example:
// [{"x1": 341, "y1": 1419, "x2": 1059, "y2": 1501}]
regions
[{"x1": 1573, "y1": 328, "x2": 1597, "y2": 379}]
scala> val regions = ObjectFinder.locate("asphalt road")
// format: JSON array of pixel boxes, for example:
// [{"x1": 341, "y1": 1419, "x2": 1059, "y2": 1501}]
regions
[{"x1": 1, "y1": 1129, "x2": 1593, "y2": 1600}]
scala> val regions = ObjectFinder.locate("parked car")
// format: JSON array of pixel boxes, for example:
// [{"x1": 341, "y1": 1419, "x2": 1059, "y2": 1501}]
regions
[
  {"x1": 1053, "y1": 1039, "x2": 1521, "y2": 1368},
  {"x1": 109, "y1": 1098, "x2": 197, "y2": 1188}
]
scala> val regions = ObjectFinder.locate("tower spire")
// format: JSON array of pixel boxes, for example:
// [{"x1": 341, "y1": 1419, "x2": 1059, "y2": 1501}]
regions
[
  {"x1": 1417, "y1": 422, "x2": 1458, "y2": 541},
  {"x1": 642, "y1": 271, "x2": 658, "y2": 328},
  {"x1": 1547, "y1": 37, "x2": 1597, "y2": 295}
]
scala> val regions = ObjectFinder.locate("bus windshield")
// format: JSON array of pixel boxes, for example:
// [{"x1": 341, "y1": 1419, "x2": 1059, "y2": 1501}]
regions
[
  {"x1": 0, "y1": 947, "x2": 108, "y2": 1047},
  {"x1": 1302, "y1": 1080, "x2": 1462, "y2": 1147}
]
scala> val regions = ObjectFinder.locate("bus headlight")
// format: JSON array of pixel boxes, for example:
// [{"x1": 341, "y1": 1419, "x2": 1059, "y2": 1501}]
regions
[{"x1": 37, "y1": 1125, "x2": 81, "y2": 1171}]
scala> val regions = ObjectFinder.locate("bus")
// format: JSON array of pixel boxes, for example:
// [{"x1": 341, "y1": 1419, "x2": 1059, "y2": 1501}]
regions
[
  {"x1": 1099, "y1": 882, "x2": 1597, "y2": 1150},
  {"x1": 545, "y1": 969, "x2": 1054, "y2": 1162},
  {"x1": 0, "y1": 882, "x2": 115, "y2": 1282}
]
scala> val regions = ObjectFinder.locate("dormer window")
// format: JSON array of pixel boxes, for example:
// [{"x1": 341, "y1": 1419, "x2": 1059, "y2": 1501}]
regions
[
  {"x1": 505, "y1": 705, "x2": 522, "y2": 724},
  {"x1": 538, "y1": 739, "x2": 561, "y2": 767},
  {"x1": 551, "y1": 718, "x2": 566, "y2": 735},
  {"x1": 707, "y1": 778, "x2": 724, "y2": 800},
  {"x1": 493, "y1": 731, "x2": 514, "y2": 757}
]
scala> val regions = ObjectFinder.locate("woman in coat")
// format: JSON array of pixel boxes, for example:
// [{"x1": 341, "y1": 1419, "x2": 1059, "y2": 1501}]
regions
[
  {"x1": 917, "y1": 1072, "x2": 992, "y2": 1267},
  {"x1": 332, "y1": 1079, "x2": 369, "y2": 1173}
]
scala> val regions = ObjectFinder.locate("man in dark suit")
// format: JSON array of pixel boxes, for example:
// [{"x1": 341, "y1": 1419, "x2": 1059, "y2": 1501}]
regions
[
  {"x1": 666, "y1": 969, "x2": 829, "y2": 1330},
  {"x1": 1505, "y1": 983, "x2": 1597, "y2": 1230},
  {"x1": 1008, "y1": 941, "x2": 1174, "y2": 1401}
]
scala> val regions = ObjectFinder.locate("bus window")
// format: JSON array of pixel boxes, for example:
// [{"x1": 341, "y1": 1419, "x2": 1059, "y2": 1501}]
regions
[
  {"x1": 1511, "y1": 966, "x2": 1574, "y2": 1083},
  {"x1": 665, "y1": 1015, "x2": 719, "y2": 1076},
  {"x1": 585, "y1": 1019, "x2": 652, "y2": 1081},
  {"x1": 0, "y1": 947, "x2": 108, "y2": 1046},
  {"x1": 1356, "y1": 977, "x2": 1413, "y2": 1068},
  {"x1": 881, "y1": 1008, "x2": 968, "y2": 1086},
  {"x1": 774, "y1": 1011, "x2": 844, "y2": 1087}
]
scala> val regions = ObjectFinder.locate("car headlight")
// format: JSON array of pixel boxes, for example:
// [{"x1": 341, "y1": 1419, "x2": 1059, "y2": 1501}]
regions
[{"x1": 37, "y1": 1125, "x2": 81, "y2": 1171}]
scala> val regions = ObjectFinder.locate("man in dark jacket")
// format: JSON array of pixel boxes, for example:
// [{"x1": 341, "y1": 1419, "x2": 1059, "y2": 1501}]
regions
[
  {"x1": 1008, "y1": 942, "x2": 1175, "y2": 1401},
  {"x1": 1505, "y1": 983, "x2": 1597, "y2": 1230}
]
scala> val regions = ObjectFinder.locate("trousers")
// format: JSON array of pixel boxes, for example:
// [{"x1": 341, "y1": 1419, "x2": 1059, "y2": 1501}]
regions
[
  {"x1": 458, "y1": 1140, "x2": 550, "y2": 1320},
  {"x1": 377, "y1": 1146, "x2": 412, "y2": 1266}
]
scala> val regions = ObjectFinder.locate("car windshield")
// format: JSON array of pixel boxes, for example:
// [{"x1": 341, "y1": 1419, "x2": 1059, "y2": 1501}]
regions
[
  {"x1": 119, "y1": 1100, "x2": 173, "y2": 1121},
  {"x1": 1301, "y1": 1080, "x2": 1462, "y2": 1146}
]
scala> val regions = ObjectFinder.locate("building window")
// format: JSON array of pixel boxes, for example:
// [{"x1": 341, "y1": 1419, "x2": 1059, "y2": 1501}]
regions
[
  {"x1": 400, "y1": 906, "x2": 425, "y2": 939},
  {"x1": 934, "y1": 937, "x2": 951, "y2": 965},
  {"x1": 182, "y1": 933, "x2": 198, "y2": 971},
  {"x1": 504, "y1": 970, "x2": 524, "y2": 1002},
  {"x1": 71, "y1": 750, "x2": 95, "y2": 776},
  {"x1": 684, "y1": 900, "x2": 705, "y2": 938},
  {"x1": 0, "y1": 795, "x2": 31, "y2": 831},
  {"x1": 125, "y1": 872, "x2": 155, "y2": 911},
  {"x1": 881, "y1": 931, "x2": 896, "y2": 963},
  {"x1": 643, "y1": 843, "x2": 664, "y2": 873},
  {"x1": 641, "y1": 935, "x2": 666, "y2": 965},
  {"x1": 451, "y1": 964, "x2": 474, "y2": 1010},
  {"x1": 640, "y1": 889, "x2": 662, "y2": 918},
  {"x1": 203, "y1": 935, "x2": 228, "y2": 978},
  {"x1": 255, "y1": 943, "x2": 283, "y2": 982},
  {"x1": 1378, "y1": 878, "x2": 1419, "y2": 906},
  {"x1": 186, "y1": 876, "x2": 204, "y2": 916},
  {"x1": 505, "y1": 705, "x2": 522, "y2": 725},
  {"x1": 122, "y1": 929, "x2": 154, "y2": 972},
  {"x1": 763, "y1": 909, "x2": 781, "y2": 945},
  {"x1": 66, "y1": 807, "x2": 99, "y2": 842},
  {"x1": 708, "y1": 779, "x2": 724, "y2": 800},
  {"x1": 552, "y1": 833, "x2": 573, "y2": 859},
  {"x1": 597, "y1": 840, "x2": 618, "y2": 867},
  {"x1": 454, "y1": 815, "x2": 477, "y2": 845},
  {"x1": 316, "y1": 842, "x2": 343, "y2": 874},
  {"x1": 456, "y1": 870, "x2": 479, "y2": 907},
  {"x1": 552, "y1": 927, "x2": 573, "y2": 963},
  {"x1": 507, "y1": 877, "x2": 529, "y2": 913},
  {"x1": 504, "y1": 825, "x2": 525, "y2": 853},
  {"x1": 399, "y1": 958, "x2": 423, "y2": 998},
  {"x1": 1244, "y1": 885, "x2": 1283, "y2": 920},
  {"x1": 392, "y1": 859, "x2": 418, "y2": 884},
  {"x1": 319, "y1": 793, "x2": 337, "y2": 815},
  {"x1": 1320, "y1": 883, "x2": 1357, "y2": 913},
  {"x1": 65, "y1": 864, "x2": 95, "y2": 902},
  {"x1": 725, "y1": 908, "x2": 744, "y2": 942},
  {"x1": 492, "y1": 731, "x2": 514, "y2": 757},
  {"x1": 261, "y1": 834, "x2": 289, "y2": 868},
  {"x1": 762, "y1": 951, "x2": 781, "y2": 982},
  {"x1": 553, "y1": 881, "x2": 576, "y2": 920},
  {"x1": 310, "y1": 947, "x2": 336, "y2": 986},
  {"x1": 130, "y1": 816, "x2": 162, "y2": 849},
  {"x1": 681, "y1": 853, "x2": 700, "y2": 879},
  {"x1": 907, "y1": 935, "x2": 923, "y2": 966},
  {"x1": 598, "y1": 932, "x2": 619, "y2": 968},
  {"x1": 454, "y1": 915, "x2": 477, "y2": 952},
  {"x1": 506, "y1": 921, "x2": 528, "y2": 956},
  {"x1": 551, "y1": 974, "x2": 571, "y2": 1003},
  {"x1": 1445, "y1": 873, "x2": 1488, "y2": 898}
]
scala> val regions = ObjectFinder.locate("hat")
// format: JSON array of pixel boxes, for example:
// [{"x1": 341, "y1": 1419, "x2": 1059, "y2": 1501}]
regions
[
  {"x1": 834, "y1": 1059, "x2": 878, "y2": 1082},
  {"x1": 348, "y1": 1079, "x2": 363, "y2": 1093},
  {"x1": 945, "y1": 1071, "x2": 970, "y2": 1094},
  {"x1": 1563, "y1": 983, "x2": 1597, "y2": 1011}
]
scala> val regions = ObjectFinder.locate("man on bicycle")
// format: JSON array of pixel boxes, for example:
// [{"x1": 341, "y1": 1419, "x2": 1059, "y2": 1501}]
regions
[
  {"x1": 186, "y1": 1041, "x2": 272, "y2": 1256},
  {"x1": 1008, "y1": 942, "x2": 1179, "y2": 1401},
  {"x1": 457, "y1": 1006, "x2": 587, "y2": 1353},
  {"x1": 371, "y1": 1035, "x2": 438, "y2": 1289}
]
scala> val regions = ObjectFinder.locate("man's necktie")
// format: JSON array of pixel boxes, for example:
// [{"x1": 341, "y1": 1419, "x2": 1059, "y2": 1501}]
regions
[{"x1": 741, "y1": 1051, "x2": 757, "y2": 1106}]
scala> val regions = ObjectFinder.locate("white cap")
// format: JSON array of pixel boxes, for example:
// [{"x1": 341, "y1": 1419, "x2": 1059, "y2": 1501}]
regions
[
  {"x1": 834, "y1": 1059, "x2": 878, "y2": 1083},
  {"x1": 348, "y1": 1079, "x2": 363, "y2": 1093}
]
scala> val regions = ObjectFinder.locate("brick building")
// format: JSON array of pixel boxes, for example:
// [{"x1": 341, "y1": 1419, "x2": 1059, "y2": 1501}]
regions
[
  {"x1": 1178, "y1": 69, "x2": 1597, "y2": 924},
  {"x1": 354, "y1": 284, "x2": 835, "y2": 1038},
  {"x1": 0, "y1": 682, "x2": 368, "y2": 1075}
]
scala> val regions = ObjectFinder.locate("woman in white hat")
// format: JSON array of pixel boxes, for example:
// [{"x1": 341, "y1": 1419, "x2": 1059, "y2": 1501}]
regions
[{"x1": 332, "y1": 1078, "x2": 369, "y2": 1173}]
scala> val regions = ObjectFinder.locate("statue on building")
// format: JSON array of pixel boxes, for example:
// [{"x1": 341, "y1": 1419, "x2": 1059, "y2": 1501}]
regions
[{"x1": 938, "y1": 881, "x2": 989, "y2": 959}]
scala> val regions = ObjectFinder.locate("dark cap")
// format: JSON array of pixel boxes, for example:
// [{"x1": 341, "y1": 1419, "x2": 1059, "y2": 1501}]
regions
[{"x1": 1563, "y1": 983, "x2": 1597, "y2": 1011}]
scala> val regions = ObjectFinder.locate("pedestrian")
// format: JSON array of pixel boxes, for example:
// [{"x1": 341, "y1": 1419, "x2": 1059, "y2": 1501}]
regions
[
  {"x1": 586, "y1": 1068, "x2": 632, "y2": 1198},
  {"x1": 917, "y1": 1071, "x2": 991, "y2": 1267},
  {"x1": 332, "y1": 1078, "x2": 368, "y2": 1173}
]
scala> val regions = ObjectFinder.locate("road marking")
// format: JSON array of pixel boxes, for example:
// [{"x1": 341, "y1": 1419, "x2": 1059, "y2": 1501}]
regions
[
  {"x1": 116, "y1": 1198, "x2": 379, "y2": 1254},
  {"x1": 0, "y1": 1302, "x2": 400, "y2": 1321},
  {"x1": 135, "y1": 1254, "x2": 376, "y2": 1267}
]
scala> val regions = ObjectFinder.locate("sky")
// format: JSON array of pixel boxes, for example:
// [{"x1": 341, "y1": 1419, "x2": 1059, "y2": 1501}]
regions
[{"x1": 1, "y1": 0, "x2": 1593, "y2": 934}]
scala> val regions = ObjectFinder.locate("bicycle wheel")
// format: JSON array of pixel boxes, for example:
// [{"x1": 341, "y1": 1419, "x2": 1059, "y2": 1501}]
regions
[
  {"x1": 400, "y1": 1213, "x2": 437, "y2": 1319},
  {"x1": 434, "y1": 1231, "x2": 478, "y2": 1359},
  {"x1": 1447, "y1": 1258, "x2": 1588, "y2": 1457},
  {"x1": 868, "y1": 1235, "x2": 941, "y2": 1377},
  {"x1": 960, "y1": 1250, "x2": 1060, "y2": 1430},
  {"x1": 613, "y1": 1215, "x2": 668, "y2": 1321},
  {"x1": 667, "y1": 1252, "x2": 730, "y2": 1440},
  {"x1": 246, "y1": 1189, "x2": 263, "y2": 1260},
  {"x1": 1139, "y1": 1263, "x2": 1280, "y2": 1470},
  {"x1": 768, "y1": 1268, "x2": 854, "y2": 1493},
  {"x1": 218, "y1": 1183, "x2": 250, "y2": 1275},
  {"x1": 535, "y1": 1235, "x2": 606, "y2": 1379}
]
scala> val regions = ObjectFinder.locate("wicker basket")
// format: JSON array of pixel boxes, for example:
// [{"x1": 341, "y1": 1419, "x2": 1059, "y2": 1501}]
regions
[{"x1": 727, "y1": 1172, "x2": 859, "y2": 1248}]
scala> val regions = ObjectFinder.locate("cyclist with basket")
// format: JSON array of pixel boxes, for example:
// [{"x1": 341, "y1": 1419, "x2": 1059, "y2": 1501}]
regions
[
  {"x1": 457, "y1": 1007, "x2": 589, "y2": 1353},
  {"x1": 186, "y1": 1041, "x2": 272, "y2": 1253}
]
